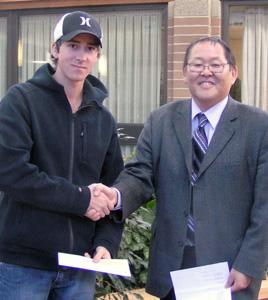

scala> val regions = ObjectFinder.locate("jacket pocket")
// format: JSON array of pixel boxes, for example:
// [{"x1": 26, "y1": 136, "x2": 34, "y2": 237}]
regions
[{"x1": 79, "y1": 121, "x2": 107, "y2": 165}]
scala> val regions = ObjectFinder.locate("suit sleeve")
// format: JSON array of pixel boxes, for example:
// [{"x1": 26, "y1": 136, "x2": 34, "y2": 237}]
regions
[
  {"x1": 232, "y1": 126, "x2": 268, "y2": 279},
  {"x1": 113, "y1": 113, "x2": 155, "y2": 220},
  {"x1": 92, "y1": 121, "x2": 125, "y2": 257}
]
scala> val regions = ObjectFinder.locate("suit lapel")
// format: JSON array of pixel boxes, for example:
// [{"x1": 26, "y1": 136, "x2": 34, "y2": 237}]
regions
[
  {"x1": 198, "y1": 98, "x2": 238, "y2": 177},
  {"x1": 172, "y1": 99, "x2": 192, "y2": 176}
]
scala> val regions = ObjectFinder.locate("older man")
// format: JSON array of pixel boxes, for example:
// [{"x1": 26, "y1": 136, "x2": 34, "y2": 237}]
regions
[{"x1": 93, "y1": 37, "x2": 268, "y2": 300}]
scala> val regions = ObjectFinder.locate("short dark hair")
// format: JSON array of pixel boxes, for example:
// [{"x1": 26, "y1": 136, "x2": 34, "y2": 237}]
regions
[{"x1": 183, "y1": 37, "x2": 236, "y2": 70}]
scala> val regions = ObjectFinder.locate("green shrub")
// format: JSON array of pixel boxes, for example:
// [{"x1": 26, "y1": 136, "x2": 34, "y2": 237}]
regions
[{"x1": 94, "y1": 202, "x2": 155, "y2": 299}]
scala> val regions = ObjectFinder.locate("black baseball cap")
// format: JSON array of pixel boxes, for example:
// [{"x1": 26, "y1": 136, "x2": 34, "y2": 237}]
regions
[{"x1": 54, "y1": 11, "x2": 103, "y2": 47}]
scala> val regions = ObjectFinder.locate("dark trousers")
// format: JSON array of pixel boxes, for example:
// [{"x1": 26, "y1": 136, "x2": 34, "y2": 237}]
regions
[{"x1": 160, "y1": 246, "x2": 197, "y2": 300}]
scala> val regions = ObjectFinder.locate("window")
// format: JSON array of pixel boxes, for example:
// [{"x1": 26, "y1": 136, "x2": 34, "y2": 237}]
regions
[
  {"x1": 0, "y1": 17, "x2": 7, "y2": 100},
  {"x1": 222, "y1": 1, "x2": 268, "y2": 111},
  {"x1": 18, "y1": 14, "x2": 60, "y2": 83},
  {"x1": 1, "y1": 5, "x2": 167, "y2": 156}
]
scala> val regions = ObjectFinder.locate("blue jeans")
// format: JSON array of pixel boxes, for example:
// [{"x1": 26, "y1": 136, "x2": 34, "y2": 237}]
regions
[{"x1": 0, "y1": 262, "x2": 96, "y2": 300}]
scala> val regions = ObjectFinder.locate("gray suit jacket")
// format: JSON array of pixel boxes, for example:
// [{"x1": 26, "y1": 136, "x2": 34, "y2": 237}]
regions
[{"x1": 114, "y1": 97, "x2": 268, "y2": 299}]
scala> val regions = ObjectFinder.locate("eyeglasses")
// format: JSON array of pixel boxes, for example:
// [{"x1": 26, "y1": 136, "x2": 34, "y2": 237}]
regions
[{"x1": 187, "y1": 63, "x2": 230, "y2": 73}]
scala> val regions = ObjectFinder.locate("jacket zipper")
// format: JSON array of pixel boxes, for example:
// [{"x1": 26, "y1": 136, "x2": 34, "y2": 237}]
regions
[
  {"x1": 68, "y1": 114, "x2": 75, "y2": 253},
  {"x1": 67, "y1": 105, "x2": 98, "y2": 254}
]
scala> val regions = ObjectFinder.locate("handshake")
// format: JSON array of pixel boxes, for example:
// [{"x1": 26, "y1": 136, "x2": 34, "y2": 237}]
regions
[{"x1": 85, "y1": 184, "x2": 118, "y2": 221}]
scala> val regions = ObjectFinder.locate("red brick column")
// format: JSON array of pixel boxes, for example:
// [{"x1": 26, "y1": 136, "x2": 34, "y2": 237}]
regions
[{"x1": 167, "y1": 0, "x2": 221, "y2": 103}]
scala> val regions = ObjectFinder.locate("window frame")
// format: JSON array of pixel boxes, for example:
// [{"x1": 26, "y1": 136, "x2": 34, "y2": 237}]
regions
[
  {"x1": 0, "y1": 0, "x2": 170, "y2": 11},
  {"x1": 221, "y1": 0, "x2": 268, "y2": 42}
]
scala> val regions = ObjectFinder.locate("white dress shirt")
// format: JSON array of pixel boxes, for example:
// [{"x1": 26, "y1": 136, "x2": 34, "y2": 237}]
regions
[{"x1": 191, "y1": 97, "x2": 228, "y2": 145}]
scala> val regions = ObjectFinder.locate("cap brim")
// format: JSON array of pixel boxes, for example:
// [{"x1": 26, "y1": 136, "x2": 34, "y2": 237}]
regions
[{"x1": 60, "y1": 30, "x2": 102, "y2": 48}]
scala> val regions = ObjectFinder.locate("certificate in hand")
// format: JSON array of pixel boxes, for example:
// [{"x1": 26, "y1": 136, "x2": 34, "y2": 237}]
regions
[
  {"x1": 170, "y1": 262, "x2": 232, "y2": 300},
  {"x1": 58, "y1": 252, "x2": 131, "y2": 277}
]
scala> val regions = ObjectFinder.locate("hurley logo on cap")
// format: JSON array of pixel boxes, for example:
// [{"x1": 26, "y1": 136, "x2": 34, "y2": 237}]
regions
[
  {"x1": 80, "y1": 16, "x2": 91, "y2": 27},
  {"x1": 54, "y1": 11, "x2": 103, "y2": 47}
]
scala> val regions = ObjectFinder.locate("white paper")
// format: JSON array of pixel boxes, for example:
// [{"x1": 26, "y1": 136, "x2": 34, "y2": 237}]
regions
[
  {"x1": 58, "y1": 252, "x2": 131, "y2": 277},
  {"x1": 170, "y1": 262, "x2": 232, "y2": 300}
]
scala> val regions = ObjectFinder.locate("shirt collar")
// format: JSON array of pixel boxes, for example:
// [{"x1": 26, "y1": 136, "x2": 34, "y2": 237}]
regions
[{"x1": 191, "y1": 97, "x2": 229, "y2": 130}]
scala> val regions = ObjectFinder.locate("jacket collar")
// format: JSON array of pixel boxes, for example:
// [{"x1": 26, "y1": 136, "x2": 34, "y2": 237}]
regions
[{"x1": 29, "y1": 64, "x2": 109, "y2": 108}]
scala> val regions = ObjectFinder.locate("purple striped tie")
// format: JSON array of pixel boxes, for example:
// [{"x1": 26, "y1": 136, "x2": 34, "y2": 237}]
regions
[{"x1": 186, "y1": 113, "x2": 208, "y2": 246}]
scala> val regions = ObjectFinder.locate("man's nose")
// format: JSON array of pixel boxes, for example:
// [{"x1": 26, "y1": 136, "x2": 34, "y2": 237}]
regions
[
  {"x1": 201, "y1": 65, "x2": 213, "y2": 75},
  {"x1": 76, "y1": 49, "x2": 87, "y2": 61}
]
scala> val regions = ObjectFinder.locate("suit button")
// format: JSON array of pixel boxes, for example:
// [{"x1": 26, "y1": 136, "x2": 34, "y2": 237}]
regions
[
  {"x1": 183, "y1": 211, "x2": 189, "y2": 217},
  {"x1": 178, "y1": 241, "x2": 184, "y2": 247}
]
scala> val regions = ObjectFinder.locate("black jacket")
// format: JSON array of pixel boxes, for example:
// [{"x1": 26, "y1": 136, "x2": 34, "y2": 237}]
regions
[{"x1": 0, "y1": 64, "x2": 124, "y2": 270}]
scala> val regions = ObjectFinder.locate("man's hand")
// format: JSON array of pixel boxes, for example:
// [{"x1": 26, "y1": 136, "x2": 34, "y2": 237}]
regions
[
  {"x1": 225, "y1": 268, "x2": 251, "y2": 293},
  {"x1": 84, "y1": 246, "x2": 111, "y2": 263},
  {"x1": 85, "y1": 184, "x2": 117, "y2": 221},
  {"x1": 84, "y1": 208, "x2": 101, "y2": 221},
  {"x1": 92, "y1": 184, "x2": 118, "y2": 207}
]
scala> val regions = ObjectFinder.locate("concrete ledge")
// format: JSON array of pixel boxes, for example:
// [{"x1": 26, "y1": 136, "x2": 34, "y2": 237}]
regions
[
  {"x1": 99, "y1": 280, "x2": 268, "y2": 300},
  {"x1": 99, "y1": 288, "x2": 158, "y2": 300},
  {"x1": 259, "y1": 279, "x2": 268, "y2": 300}
]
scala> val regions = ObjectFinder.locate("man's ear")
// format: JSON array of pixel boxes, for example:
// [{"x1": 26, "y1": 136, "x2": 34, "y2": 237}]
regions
[
  {"x1": 51, "y1": 43, "x2": 59, "y2": 59},
  {"x1": 182, "y1": 66, "x2": 188, "y2": 85},
  {"x1": 231, "y1": 65, "x2": 238, "y2": 85}
]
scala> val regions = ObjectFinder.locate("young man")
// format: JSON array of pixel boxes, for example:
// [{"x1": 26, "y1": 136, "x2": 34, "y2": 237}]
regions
[
  {"x1": 94, "y1": 37, "x2": 268, "y2": 300},
  {"x1": 0, "y1": 11, "x2": 124, "y2": 299}
]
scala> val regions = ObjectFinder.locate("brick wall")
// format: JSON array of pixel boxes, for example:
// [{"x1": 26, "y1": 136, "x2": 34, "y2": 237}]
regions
[{"x1": 167, "y1": 0, "x2": 221, "y2": 102}]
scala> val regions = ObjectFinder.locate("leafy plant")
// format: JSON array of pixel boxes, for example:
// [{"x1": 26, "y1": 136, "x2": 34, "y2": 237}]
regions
[{"x1": 95, "y1": 202, "x2": 155, "y2": 299}]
